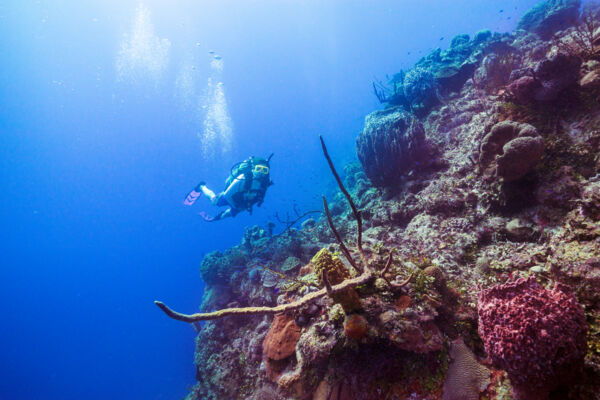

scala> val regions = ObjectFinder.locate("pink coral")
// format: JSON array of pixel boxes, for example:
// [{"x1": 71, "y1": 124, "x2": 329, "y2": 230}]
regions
[{"x1": 477, "y1": 276, "x2": 587, "y2": 400}]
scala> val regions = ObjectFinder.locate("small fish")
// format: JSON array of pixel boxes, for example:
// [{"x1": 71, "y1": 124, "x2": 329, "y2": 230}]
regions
[
  {"x1": 440, "y1": 36, "x2": 444, "y2": 41},
  {"x1": 499, "y1": 9, "x2": 503, "y2": 13},
  {"x1": 214, "y1": 55, "x2": 222, "y2": 60},
  {"x1": 507, "y1": 16, "x2": 511, "y2": 20},
  {"x1": 407, "y1": 51, "x2": 411, "y2": 55}
]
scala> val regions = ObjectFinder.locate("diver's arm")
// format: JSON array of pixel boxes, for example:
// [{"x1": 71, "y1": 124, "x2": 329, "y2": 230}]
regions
[{"x1": 256, "y1": 181, "x2": 273, "y2": 207}]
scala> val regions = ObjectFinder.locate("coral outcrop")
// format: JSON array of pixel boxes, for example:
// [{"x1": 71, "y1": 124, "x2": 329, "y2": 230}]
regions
[
  {"x1": 509, "y1": 53, "x2": 582, "y2": 103},
  {"x1": 517, "y1": 0, "x2": 581, "y2": 39},
  {"x1": 159, "y1": 2, "x2": 600, "y2": 399},
  {"x1": 478, "y1": 276, "x2": 587, "y2": 399},
  {"x1": 312, "y1": 248, "x2": 364, "y2": 313}
]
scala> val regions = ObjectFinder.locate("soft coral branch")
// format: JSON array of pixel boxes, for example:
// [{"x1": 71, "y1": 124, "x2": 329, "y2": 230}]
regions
[
  {"x1": 154, "y1": 269, "x2": 374, "y2": 322},
  {"x1": 319, "y1": 135, "x2": 369, "y2": 270}
]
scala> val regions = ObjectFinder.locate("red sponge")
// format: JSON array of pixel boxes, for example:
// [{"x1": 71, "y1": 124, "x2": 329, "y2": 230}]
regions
[{"x1": 477, "y1": 276, "x2": 587, "y2": 399}]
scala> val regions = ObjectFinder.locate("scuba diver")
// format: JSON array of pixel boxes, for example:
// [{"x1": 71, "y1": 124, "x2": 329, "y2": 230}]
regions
[{"x1": 183, "y1": 154, "x2": 273, "y2": 221}]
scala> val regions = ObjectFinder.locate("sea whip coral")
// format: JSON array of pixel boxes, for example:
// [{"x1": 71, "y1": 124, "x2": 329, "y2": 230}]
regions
[{"x1": 477, "y1": 276, "x2": 587, "y2": 400}]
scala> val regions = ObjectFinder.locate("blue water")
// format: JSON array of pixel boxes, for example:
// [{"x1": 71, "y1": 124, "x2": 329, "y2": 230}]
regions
[{"x1": 0, "y1": 1, "x2": 538, "y2": 399}]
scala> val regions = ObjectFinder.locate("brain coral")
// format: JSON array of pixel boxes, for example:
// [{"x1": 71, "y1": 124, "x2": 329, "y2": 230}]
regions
[
  {"x1": 282, "y1": 256, "x2": 302, "y2": 272},
  {"x1": 479, "y1": 121, "x2": 543, "y2": 182},
  {"x1": 477, "y1": 276, "x2": 587, "y2": 399}
]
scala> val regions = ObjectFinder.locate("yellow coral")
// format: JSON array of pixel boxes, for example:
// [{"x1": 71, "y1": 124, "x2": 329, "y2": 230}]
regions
[
  {"x1": 311, "y1": 248, "x2": 362, "y2": 313},
  {"x1": 312, "y1": 248, "x2": 351, "y2": 286}
]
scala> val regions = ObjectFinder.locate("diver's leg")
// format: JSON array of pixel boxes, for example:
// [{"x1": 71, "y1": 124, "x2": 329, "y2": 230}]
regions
[
  {"x1": 198, "y1": 183, "x2": 219, "y2": 204},
  {"x1": 220, "y1": 175, "x2": 245, "y2": 207}
]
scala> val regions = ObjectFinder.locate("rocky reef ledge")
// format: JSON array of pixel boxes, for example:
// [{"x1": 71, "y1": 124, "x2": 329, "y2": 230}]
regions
[{"x1": 157, "y1": 1, "x2": 600, "y2": 399}]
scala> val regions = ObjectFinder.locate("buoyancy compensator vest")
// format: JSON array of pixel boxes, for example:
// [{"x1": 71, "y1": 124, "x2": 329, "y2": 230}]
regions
[{"x1": 225, "y1": 154, "x2": 273, "y2": 210}]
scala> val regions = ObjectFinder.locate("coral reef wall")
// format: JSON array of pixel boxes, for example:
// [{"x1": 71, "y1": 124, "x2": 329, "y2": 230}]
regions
[{"x1": 175, "y1": 2, "x2": 600, "y2": 399}]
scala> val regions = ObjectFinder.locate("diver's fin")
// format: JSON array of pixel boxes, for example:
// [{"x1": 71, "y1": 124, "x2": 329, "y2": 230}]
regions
[
  {"x1": 198, "y1": 211, "x2": 215, "y2": 222},
  {"x1": 183, "y1": 188, "x2": 201, "y2": 206}
]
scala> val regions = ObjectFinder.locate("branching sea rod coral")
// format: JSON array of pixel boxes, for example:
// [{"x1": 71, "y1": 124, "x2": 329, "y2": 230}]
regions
[{"x1": 154, "y1": 136, "x2": 412, "y2": 323}]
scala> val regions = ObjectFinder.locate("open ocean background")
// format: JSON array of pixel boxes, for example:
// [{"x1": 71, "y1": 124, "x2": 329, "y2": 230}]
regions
[{"x1": 0, "y1": 1, "x2": 539, "y2": 399}]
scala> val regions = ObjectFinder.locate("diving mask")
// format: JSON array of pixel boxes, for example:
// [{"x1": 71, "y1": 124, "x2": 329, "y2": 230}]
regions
[{"x1": 253, "y1": 165, "x2": 269, "y2": 175}]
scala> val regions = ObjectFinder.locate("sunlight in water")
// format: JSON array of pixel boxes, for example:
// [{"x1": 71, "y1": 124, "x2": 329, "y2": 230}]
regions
[
  {"x1": 199, "y1": 59, "x2": 233, "y2": 158},
  {"x1": 174, "y1": 63, "x2": 196, "y2": 109},
  {"x1": 210, "y1": 57, "x2": 223, "y2": 73},
  {"x1": 116, "y1": 4, "x2": 171, "y2": 84}
]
